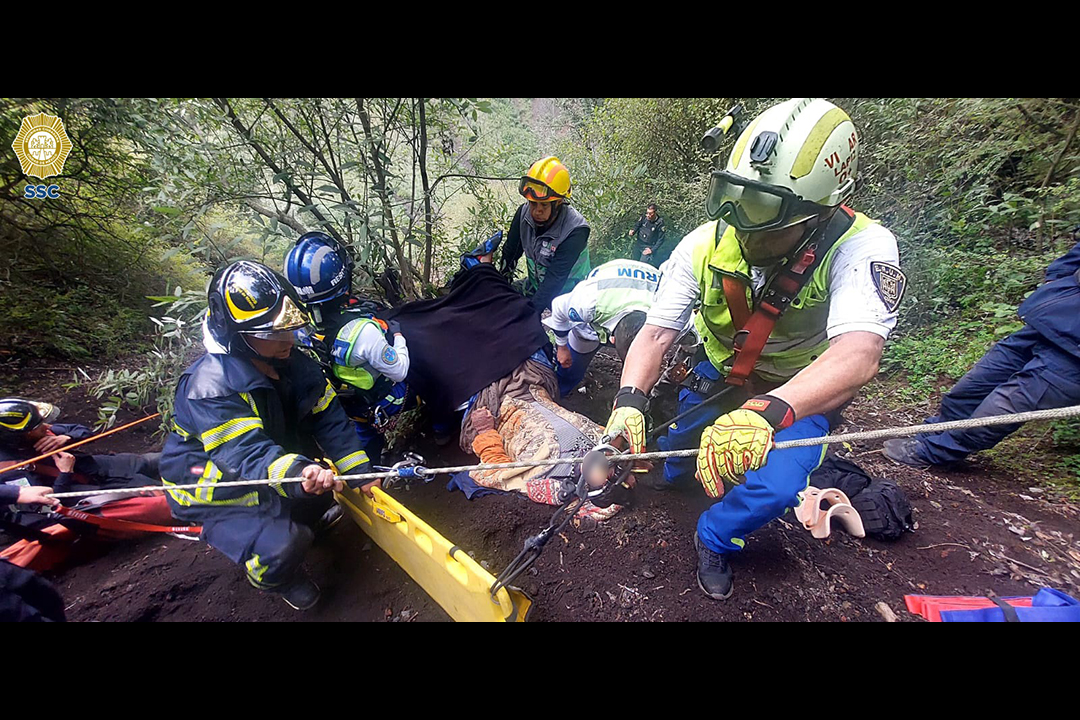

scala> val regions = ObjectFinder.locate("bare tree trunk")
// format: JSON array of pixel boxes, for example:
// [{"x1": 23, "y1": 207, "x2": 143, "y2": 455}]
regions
[
  {"x1": 355, "y1": 97, "x2": 416, "y2": 297},
  {"x1": 418, "y1": 98, "x2": 435, "y2": 286}
]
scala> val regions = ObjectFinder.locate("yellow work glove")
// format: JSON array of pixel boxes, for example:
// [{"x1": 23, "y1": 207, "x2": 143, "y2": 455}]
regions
[
  {"x1": 696, "y1": 395, "x2": 796, "y2": 499},
  {"x1": 604, "y1": 387, "x2": 650, "y2": 455}
]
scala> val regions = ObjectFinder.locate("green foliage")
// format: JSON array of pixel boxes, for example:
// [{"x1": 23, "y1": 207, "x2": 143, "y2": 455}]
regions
[
  {"x1": 879, "y1": 321, "x2": 1001, "y2": 401},
  {"x1": 73, "y1": 288, "x2": 206, "y2": 431},
  {"x1": 0, "y1": 285, "x2": 149, "y2": 360},
  {"x1": 1, "y1": 98, "x2": 205, "y2": 362}
]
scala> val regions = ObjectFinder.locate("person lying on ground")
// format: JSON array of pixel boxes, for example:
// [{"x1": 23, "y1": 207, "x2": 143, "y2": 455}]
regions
[
  {"x1": 383, "y1": 236, "x2": 552, "y2": 438},
  {"x1": 884, "y1": 235, "x2": 1080, "y2": 468},
  {"x1": 0, "y1": 397, "x2": 161, "y2": 500},
  {"x1": 457, "y1": 352, "x2": 622, "y2": 531},
  {"x1": 1, "y1": 399, "x2": 173, "y2": 573},
  {"x1": 164, "y1": 260, "x2": 379, "y2": 611}
]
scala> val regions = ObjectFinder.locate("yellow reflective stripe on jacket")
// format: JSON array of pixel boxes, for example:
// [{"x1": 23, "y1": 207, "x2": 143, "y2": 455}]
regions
[
  {"x1": 162, "y1": 478, "x2": 260, "y2": 508},
  {"x1": 201, "y1": 416, "x2": 264, "y2": 452},
  {"x1": 170, "y1": 419, "x2": 192, "y2": 440},
  {"x1": 268, "y1": 453, "x2": 302, "y2": 497},
  {"x1": 239, "y1": 392, "x2": 259, "y2": 416},
  {"x1": 335, "y1": 450, "x2": 370, "y2": 473},
  {"x1": 195, "y1": 461, "x2": 224, "y2": 504},
  {"x1": 312, "y1": 380, "x2": 336, "y2": 415}
]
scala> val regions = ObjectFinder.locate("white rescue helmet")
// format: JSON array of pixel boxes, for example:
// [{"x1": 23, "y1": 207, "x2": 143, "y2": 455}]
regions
[{"x1": 706, "y1": 98, "x2": 859, "y2": 231}]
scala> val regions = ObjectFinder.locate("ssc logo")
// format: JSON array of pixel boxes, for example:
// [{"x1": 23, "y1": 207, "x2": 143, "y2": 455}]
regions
[
  {"x1": 382, "y1": 347, "x2": 398, "y2": 364},
  {"x1": 568, "y1": 308, "x2": 583, "y2": 322},
  {"x1": 12, "y1": 113, "x2": 72, "y2": 180}
]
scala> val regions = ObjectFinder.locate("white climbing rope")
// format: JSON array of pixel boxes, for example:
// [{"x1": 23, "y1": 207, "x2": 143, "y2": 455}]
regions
[{"x1": 45, "y1": 404, "x2": 1080, "y2": 500}]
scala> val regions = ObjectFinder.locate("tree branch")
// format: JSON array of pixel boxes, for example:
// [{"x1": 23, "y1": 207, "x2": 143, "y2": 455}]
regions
[
  {"x1": 243, "y1": 199, "x2": 308, "y2": 235},
  {"x1": 213, "y1": 98, "x2": 345, "y2": 246}
]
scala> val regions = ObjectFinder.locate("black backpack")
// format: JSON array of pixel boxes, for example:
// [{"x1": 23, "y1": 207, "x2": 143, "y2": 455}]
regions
[{"x1": 810, "y1": 456, "x2": 914, "y2": 541}]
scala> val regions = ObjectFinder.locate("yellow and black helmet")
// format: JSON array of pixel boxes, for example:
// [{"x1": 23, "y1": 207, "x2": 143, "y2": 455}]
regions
[
  {"x1": 0, "y1": 398, "x2": 59, "y2": 435},
  {"x1": 206, "y1": 260, "x2": 311, "y2": 352}
]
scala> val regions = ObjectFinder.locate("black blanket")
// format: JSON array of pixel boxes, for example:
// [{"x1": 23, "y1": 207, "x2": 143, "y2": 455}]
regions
[{"x1": 386, "y1": 265, "x2": 550, "y2": 416}]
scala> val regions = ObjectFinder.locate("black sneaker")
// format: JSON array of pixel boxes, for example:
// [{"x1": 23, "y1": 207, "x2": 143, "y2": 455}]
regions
[
  {"x1": 277, "y1": 576, "x2": 321, "y2": 611},
  {"x1": 694, "y1": 532, "x2": 734, "y2": 601},
  {"x1": 882, "y1": 439, "x2": 932, "y2": 468},
  {"x1": 314, "y1": 503, "x2": 345, "y2": 537}
]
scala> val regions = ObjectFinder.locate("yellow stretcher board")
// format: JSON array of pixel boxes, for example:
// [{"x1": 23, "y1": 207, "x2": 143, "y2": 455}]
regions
[{"x1": 337, "y1": 486, "x2": 532, "y2": 622}]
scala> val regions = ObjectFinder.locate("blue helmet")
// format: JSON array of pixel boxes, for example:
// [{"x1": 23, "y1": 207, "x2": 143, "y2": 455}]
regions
[{"x1": 283, "y1": 232, "x2": 353, "y2": 305}]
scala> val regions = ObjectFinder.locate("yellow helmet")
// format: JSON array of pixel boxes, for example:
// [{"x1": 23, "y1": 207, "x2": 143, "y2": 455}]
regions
[{"x1": 520, "y1": 156, "x2": 572, "y2": 203}]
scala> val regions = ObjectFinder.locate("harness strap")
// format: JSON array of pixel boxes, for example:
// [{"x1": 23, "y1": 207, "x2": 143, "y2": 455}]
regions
[
  {"x1": 52, "y1": 505, "x2": 202, "y2": 535},
  {"x1": 721, "y1": 275, "x2": 752, "y2": 331},
  {"x1": 722, "y1": 207, "x2": 856, "y2": 387}
]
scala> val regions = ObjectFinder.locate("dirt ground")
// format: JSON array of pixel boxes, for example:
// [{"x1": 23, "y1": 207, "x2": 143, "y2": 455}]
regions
[{"x1": 5, "y1": 353, "x2": 1079, "y2": 622}]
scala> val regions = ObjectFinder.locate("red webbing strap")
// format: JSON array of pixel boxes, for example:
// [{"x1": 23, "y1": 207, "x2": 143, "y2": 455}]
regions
[
  {"x1": 721, "y1": 276, "x2": 752, "y2": 331},
  {"x1": 726, "y1": 302, "x2": 782, "y2": 387},
  {"x1": 726, "y1": 245, "x2": 819, "y2": 387},
  {"x1": 52, "y1": 506, "x2": 202, "y2": 535},
  {"x1": 723, "y1": 207, "x2": 857, "y2": 387}
]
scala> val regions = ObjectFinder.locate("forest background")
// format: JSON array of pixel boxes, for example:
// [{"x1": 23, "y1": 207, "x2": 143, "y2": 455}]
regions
[{"x1": 2, "y1": 97, "x2": 1079, "y2": 491}]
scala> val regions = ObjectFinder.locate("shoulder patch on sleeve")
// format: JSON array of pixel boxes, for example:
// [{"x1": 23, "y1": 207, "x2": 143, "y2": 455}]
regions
[
  {"x1": 568, "y1": 308, "x2": 583, "y2": 323},
  {"x1": 382, "y1": 346, "x2": 398, "y2": 365},
  {"x1": 869, "y1": 262, "x2": 907, "y2": 313}
]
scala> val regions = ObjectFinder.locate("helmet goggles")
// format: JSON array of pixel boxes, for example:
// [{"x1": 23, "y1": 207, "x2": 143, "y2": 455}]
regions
[
  {"x1": 519, "y1": 177, "x2": 565, "y2": 203},
  {"x1": 706, "y1": 170, "x2": 827, "y2": 232}
]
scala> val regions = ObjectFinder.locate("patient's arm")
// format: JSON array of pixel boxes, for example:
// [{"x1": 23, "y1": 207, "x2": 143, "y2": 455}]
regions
[
  {"x1": 472, "y1": 429, "x2": 512, "y2": 465},
  {"x1": 470, "y1": 407, "x2": 512, "y2": 465}
]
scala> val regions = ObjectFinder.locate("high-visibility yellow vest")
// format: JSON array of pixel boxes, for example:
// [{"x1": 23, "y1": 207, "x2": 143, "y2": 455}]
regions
[{"x1": 689, "y1": 212, "x2": 876, "y2": 381}]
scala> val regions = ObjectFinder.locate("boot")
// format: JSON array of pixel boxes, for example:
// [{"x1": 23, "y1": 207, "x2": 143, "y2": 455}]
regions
[
  {"x1": 695, "y1": 532, "x2": 734, "y2": 601},
  {"x1": 882, "y1": 438, "x2": 932, "y2": 468},
  {"x1": 275, "y1": 575, "x2": 321, "y2": 611},
  {"x1": 314, "y1": 503, "x2": 344, "y2": 537}
]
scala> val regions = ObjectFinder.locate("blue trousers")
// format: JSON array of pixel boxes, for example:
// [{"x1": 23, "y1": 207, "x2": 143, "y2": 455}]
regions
[
  {"x1": 557, "y1": 346, "x2": 599, "y2": 398},
  {"x1": 915, "y1": 325, "x2": 1080, "y2": 465},
  {"x1": 658, "y1": 361, "x2": 830, "y2": 554}
]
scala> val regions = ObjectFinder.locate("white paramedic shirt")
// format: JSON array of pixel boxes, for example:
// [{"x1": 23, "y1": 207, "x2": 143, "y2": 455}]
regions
[{"x1": 647, "y1": 221, "x2": 901, "y2": 340}]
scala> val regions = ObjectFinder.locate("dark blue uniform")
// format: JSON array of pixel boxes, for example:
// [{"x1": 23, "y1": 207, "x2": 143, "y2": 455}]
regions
[
  {"x1": 161, "y1": 350, "x2": 369, "y2": 588},
  {"x1": 1, "y1": 424, "x2": 160, "y2": 504},
  {"x1": 914, "y1": 242, "x2": 1080, "y2": 465}
]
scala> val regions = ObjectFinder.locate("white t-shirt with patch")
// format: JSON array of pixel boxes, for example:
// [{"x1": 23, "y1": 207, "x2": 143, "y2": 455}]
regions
[
  {"x1": 345, "y1": 321, "x2": 410, "y2": 383},
  {"x1": 648, "y1": 221, "x2": 901, "y2": 339}
]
